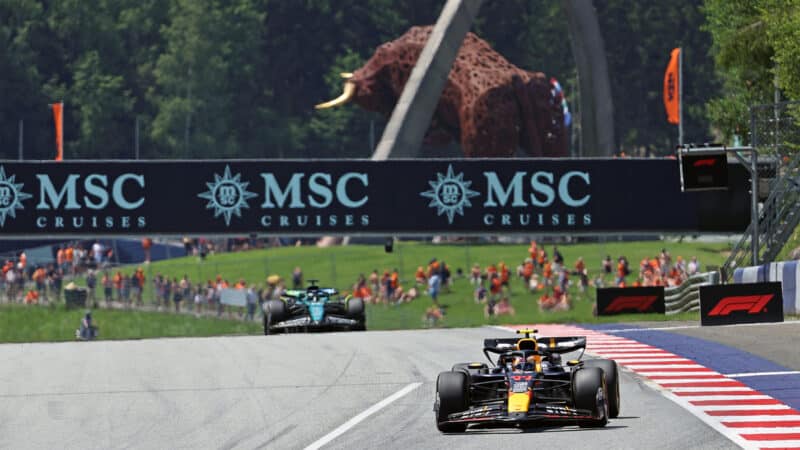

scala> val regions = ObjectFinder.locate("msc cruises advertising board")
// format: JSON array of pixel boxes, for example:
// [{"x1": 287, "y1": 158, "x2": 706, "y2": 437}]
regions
[{"x1": 0, "y1": 159, "x2": 749, "y2": 236}]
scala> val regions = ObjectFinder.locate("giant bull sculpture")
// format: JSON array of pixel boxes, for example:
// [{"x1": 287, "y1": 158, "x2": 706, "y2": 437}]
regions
[{"x1": 316, "y1": 26, "x2": 568, "y2": 157}]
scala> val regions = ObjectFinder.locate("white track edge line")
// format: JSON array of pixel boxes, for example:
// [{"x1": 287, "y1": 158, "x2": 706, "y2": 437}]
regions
[{"x1": 304, "y1": 382, "x2": 422, "y2": 450}]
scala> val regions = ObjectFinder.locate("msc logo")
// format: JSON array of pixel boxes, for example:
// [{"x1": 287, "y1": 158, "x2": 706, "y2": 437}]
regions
[
  {"x1": 708, "y1": 294, "x2": 773, "y2": 316},
  {"x1": 602, "y1": 295, "x2": 658, "y2": 314},
  {"x1": 420, "y1": 164, "x2": 479, "y2": 224},
  {"x1": 0, "y1": 166, "x2": 33, "y2": 227},
  {"x1": 197, "y1": 165, "x2": 257, "y2": 226}
]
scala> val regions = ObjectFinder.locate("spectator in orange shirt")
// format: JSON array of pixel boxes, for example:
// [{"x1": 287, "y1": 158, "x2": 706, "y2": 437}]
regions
[
  {"x1": 499, "y1": 262, "x2": 510, "y2": 290},
  {"x1": 133, "y1": 268, "x2": 145, "y2": 306},
  {"x1": 353, "y1": 274, "x2": 373, "y2": 303},
  {"x1": 486, "y1": 264, "x2": 497, "y2": 279},
  {"x1": 142, "y1": 237, "x2": 153, "y2": 264},
  {"x1": 542, "y1": 262, "x2": 553, "y2": 287},
  {"x1": 113, "y1": 271, "x2": 123, "y2": 302},
  {"x1": 615, "y1": 257, "x2": 629, "y2": 285},
  {"x1": 537, "y1": 249, "x2": 547, "y2": 268},
  {"x1": 521, "y1": 259, "x2": 534, "y2": 286},
  {"x1": 32, "y1": 267, "x2": 47, "y2": 300},
  {"x1": 528, "y1": 241, "x2": 538, "y2": 265},
  {"x1": 24, "y1": 289, "x2": 38, "y2": 304},
  {"x1": 415, "y1": 266, "x2": 427, "y2": 285},
  {"x1": 65, "y1": 246, "x2": 75, "y2": 273},
  {"x1": 574, "y1": 257, "x2": 588, "y2": 292}
]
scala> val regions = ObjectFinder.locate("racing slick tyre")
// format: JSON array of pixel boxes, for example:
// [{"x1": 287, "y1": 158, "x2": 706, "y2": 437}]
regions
[
  {"x1": 582, "y1": 359, "x2": 620, "y2": 418},
  {"x1": 451, "y1": 363, "x2": 489, "y2": 378},
  {"x1": 436, "y1": 371, "x2": 469, "y2": 433},
  {"x1": 572, "y1": 367, "x2": 609, "y2": 428},
  {"x1": 346, "y1": 297, "x2": 365, "y2": 318},
  {"x1": 263, "y1": 300, "x2": 286, "y2": 335}
]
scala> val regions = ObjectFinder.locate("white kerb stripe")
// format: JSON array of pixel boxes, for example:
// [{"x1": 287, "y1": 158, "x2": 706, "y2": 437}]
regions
[
  {"x1": 624, "y1": 364, "x2": 704, "y2": 369},
  {"x1": 637, "y1": 369, "x2": 720, "y2": 381},
  {"x1": 694, "y1": 404, "x2": 791, "y2": 411},
  {"x1": 670, "y1": 387, "x2": 750, "y2": 393},
  {"x1": 304, "y1": 382, "x2": 422, "y2": 450},
  {"x1": 647, "y1": 378, "x2": 729, "y2": 384},
  {"x1": 613, "y1": 359, "x2": 693, "y2": 364},
  {"x1": 755, "y1": 441, "x2": 800, "y2": 448},
  {"x1": 732, "y1": 427, "x2": 800, "y2": 434},
  {"x1": 680, "y1": 395, "x2": 772, "y2": 401},
  {"x1": 725, "y1": 371, "x2": 800, "y2": 378},
  {"x1": 640, "y1": 372, "x2": 725, "y2": 377},
  {"x1": 717, "y1": 415, "x2": 800, "y2": 422}
]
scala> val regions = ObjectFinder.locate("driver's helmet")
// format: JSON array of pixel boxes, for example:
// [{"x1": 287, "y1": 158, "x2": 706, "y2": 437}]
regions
[
  {"x1": 512, "y1": 356, "x2": 535, "y2": 371},
  {"x1": 548, "y1": 353, "x2": 562, "y2": 366}
]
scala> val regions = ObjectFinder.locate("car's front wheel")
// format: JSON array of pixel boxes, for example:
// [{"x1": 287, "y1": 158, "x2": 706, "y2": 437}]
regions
[
  {"x1": 573, "y1": 367, "x2": 609, "y2": 428},
  {"x1": 582, "y1": 359, "x2": 620, "y2": 418},
  {"x1": 263, "y1": 300, "x2": 286, "y2": 336},
  {"x1": 435, "y1": 371, "x2": 469, "y2": 433}
]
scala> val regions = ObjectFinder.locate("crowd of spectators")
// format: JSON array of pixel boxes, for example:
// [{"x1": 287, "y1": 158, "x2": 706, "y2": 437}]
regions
[
  {"x1": 348, "y1": 240, "x2": 705, "y2": 325},
  {"x1": 3, "y1": 238, "x2": 706, "y2": 326},
  {"x1": 1, "y1": 241, "x2": 112, "y2": 305}
]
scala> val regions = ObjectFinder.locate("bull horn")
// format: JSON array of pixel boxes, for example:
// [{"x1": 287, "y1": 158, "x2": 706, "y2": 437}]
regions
[
  {"x1": 315, "y1": 81, "x2": 356, "y2": 109},
  {"x1": 340, "y1": 72, "x2": 354, "y2": 79}
]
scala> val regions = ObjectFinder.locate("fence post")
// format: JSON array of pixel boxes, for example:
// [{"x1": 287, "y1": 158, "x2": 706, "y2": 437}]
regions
[
  {"x1": 330, "y1": 253, "x2": 337, "y2": 288},
  {"x1": 397, "y1": 242, "x2": 405, "y2": 283},
  {"x1": 750, "y1": 106, "x2": 759, "y2": 266},
  {"x1": 464, "y1": 244, "x2": 471, "y2": 275}
]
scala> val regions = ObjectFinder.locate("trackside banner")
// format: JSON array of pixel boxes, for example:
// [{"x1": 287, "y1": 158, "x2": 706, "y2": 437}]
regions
[
  {"x1": 596, "y1": 287, "x2": 666, "y2": 316},
  {"x1": 0, "y1": 159, "x2": 749, "y2": 236},
  {"x1": 700, "y1": 282, "x2": 784, "y2": 326}
]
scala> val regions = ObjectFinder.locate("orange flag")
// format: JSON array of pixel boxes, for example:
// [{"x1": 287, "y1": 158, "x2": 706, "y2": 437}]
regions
[
  {"x1": 52, "y1": 102, "x2": 63, "y2": 161},
  {"x1": 663, "y1": 48, "x2": 680, "y2": 125}
]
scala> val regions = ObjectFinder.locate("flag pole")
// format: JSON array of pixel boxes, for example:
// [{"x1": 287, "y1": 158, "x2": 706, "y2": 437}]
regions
[
  {"x1": 678, "y1": 47, "x2": 683, "y2": 145},
  {"x1": 61, "y1": 100, "x2": 64, "y2": 160}
]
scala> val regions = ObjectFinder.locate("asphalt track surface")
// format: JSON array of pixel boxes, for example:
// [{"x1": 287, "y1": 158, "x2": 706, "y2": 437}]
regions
[{"x1": 0, "y1": 328, "x2": 736, "y2": 450}]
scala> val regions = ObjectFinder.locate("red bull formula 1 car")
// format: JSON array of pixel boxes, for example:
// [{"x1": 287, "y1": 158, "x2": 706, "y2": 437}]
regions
[{"x1": 434, "y1": 329, "x2": 620, "y2": 432}]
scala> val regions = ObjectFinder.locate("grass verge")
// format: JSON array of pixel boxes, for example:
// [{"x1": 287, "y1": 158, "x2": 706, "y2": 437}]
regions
[{"x1": 0, "y1": 303, "x2": 260, "y2": 343}]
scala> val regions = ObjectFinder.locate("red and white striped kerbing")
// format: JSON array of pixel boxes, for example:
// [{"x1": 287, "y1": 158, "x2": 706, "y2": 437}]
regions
[{"x1": 501, "y1": 324, "x2": 800, "y2": 450}]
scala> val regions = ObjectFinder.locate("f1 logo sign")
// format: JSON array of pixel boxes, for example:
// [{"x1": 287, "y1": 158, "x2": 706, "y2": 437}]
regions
[
  {"x1": 708, "y1": 295, "x2": 773, "y2": 316},
  {"x1": 602, "y1": 296, "x2": 658, "y2": 314},
  {"x1": 700, "y1": 282, "x2": 783, "y2": 326},
  {"x1": 596, "y1": 287, "x2": 665, "y2": 316},
  {"x1": 692, "y1": 158, "x2": 717, "y2": 168}
]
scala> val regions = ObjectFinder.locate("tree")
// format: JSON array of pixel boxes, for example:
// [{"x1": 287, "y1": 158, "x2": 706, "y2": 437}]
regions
[
  {"x1": 703, "y1": 0, "x2": 776, "y2": 142},
  {"x1": 151, "y1": 0, "x2": 266, "y2": 158}
]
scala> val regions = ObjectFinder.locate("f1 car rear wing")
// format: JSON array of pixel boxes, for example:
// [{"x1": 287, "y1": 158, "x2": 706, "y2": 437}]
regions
[{"x1": 483, "y1": 336, "x2": 587, "y2": 355}]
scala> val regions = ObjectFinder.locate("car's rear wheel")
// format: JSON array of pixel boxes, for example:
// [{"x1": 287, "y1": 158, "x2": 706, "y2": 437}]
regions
[
  {"x1": 582, "y1": 359, "x2": 620, "y2": 418},
  {"x1": 573, "y1": 367, "x2": 609, "y2": 428},
  {"x1": 436, "y1": 371, "x2": 469, "y2": 433}
]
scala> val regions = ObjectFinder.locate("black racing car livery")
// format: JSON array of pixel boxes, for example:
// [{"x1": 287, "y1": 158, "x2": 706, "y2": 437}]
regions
[
  {"x1": 262, "y1": 280, "x2": 366, "y2": 334},
  {"x1": 435, "y1": 329, "x2": 620, "y2": 432}
]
